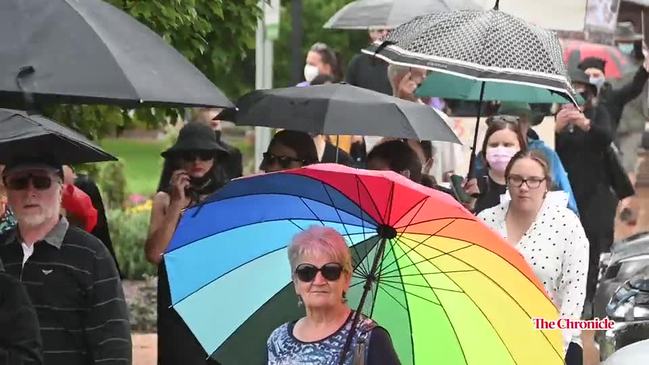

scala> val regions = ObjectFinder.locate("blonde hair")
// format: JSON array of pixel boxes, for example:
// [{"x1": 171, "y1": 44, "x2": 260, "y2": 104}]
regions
[{"x1": 288, "y1": 226, "x2": 352, "y2": 274}]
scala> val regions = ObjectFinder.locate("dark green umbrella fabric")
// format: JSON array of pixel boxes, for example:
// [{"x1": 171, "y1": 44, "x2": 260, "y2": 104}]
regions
[
  {"x1": 0, "y1": 109, "x2": 116, "y2": 164},
  {"x1": 0, "y1": 0, "x2": 232, "y2": 109}
]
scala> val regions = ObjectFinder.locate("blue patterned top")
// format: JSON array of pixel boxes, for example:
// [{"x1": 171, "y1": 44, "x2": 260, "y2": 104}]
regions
[
  {"x1": 0, "y1": 209, "x2": 16, "y2": 235},
  {"x1": 267, "y1": 311, "x2": 377, "y2": 365}
]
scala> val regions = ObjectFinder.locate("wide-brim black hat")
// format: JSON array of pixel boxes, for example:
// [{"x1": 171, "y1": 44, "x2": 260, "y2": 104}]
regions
[{"x1": 161, "y1": 122, "x2": 229, "y2": 158}]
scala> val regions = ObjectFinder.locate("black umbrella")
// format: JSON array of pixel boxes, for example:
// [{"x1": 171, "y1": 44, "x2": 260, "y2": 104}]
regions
[
  {"x1": 324, "y1": 0, "x2": 481, "y2": 29},
  {"x1": 0, "y1": 0, "x2": 232, "y2": 109},
  {"x1": 0, "y1": 109, "x2": 117, "y2": 164},
  {"x1": 363, "y1": 3, "x2": 577, "y2": 176},
  {"x1": 234, "y1": 83, "x2": 460, "y2": 143}
]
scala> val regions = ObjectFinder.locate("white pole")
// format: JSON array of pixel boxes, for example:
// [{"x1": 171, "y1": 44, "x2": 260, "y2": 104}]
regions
[{"x1": 254, "y1": 0, "x2": 278, "y2": 173}]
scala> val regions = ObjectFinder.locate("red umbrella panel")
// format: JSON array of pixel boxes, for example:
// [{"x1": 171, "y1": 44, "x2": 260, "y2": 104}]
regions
[{"x1": 561, "y1": 39, "x2": 636, "y2": 80}]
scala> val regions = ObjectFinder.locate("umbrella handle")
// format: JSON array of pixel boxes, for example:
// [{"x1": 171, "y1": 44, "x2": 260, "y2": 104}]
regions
[
  {"x1": 338, "y1": 237, "x2": 388, "y2": 365},
  {"x1": 466, "y1": 82, "x2": 486, "y2": 180}
]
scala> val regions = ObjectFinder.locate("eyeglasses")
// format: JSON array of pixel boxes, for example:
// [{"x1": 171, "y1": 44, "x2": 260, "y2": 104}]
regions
[
  {"x1": 5, "y1": 174, "x2": 56, "y2": 191},
  {"x1": 506, "y1": 174, "x2": 546, "y2": 189},
  {"x1": 262, "y1": 152, "x2": 305, "y2": 169},
  {"x1": 295, "y1": 263, "x2": 344, "y2": 282},
  {"x1": 180, "y1": 151, "x2": 214, "y2": 162}
]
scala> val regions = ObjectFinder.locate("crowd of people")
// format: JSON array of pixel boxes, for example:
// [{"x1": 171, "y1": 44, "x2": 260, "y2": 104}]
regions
[{"x1": 0, "y1": 24, "x2": 647, "y2": 365}]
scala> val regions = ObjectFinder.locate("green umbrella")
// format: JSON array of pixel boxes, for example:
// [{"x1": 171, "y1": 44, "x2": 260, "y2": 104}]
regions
[{"x1": 415, "y1": 72, "x2": 580, "y2": 104}]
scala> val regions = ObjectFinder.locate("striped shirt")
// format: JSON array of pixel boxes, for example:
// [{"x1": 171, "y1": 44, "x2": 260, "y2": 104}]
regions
[{"x1": 0, "y1": 217, "x2": 131, "y2": 365}]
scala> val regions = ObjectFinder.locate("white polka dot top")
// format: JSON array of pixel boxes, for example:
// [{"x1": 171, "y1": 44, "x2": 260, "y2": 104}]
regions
[{"x1": 478, "y1": 191, "x2": 589, "y2": 352}]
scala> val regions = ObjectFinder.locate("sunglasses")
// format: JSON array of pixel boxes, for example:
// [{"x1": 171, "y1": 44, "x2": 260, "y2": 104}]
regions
[
  {"x1": 262, "y1": 152, "x2": 305, "y2": 169},
  {"x1": 295, "y1": 263, "x2": 344, "y2": 282},
  {"x1": 180, "y1": 151, "x2": 214, "y2": 162},
  {"x1": 5, "y1": 174, "x2": 56, "y2": 191}
]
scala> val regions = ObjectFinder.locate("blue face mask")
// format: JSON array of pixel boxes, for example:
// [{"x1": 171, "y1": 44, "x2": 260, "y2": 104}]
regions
[
  {"x1": 590, "y1": 76, "x2": 606, "y2": 89},
  {"x1": 618, "y1": 43, "x2": 634, "y2": 55}
]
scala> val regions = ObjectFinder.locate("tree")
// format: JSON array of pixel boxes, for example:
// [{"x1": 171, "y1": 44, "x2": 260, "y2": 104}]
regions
[
  {"x1": 46, "y1": 0, "x2": 261, "y2": 139},
  {"x1": 273, "y1": 0, "x2": 368, "y2": 88}
]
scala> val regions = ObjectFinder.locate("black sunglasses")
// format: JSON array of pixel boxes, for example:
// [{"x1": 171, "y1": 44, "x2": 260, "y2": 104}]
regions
[
  {"x1": 506, "y1": 175, "x2": 546, "y2": 189},
  {"x1": 180, "y1": 150, "x2": 214, "y2": 162},
  {"x1": 5, "y1": 174, "x2": 55, "y2": 191},
  {"x1": 295, "y1": 263, "x2": 344, "y2": 282},
  {"x1": 262, "y1": 152, "x2": 305, "y2": 169}
]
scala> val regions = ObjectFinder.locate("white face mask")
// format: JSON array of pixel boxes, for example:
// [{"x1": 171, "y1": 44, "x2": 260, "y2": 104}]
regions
[
  {"x1": 618, "y1": 43, "x2": 634, "y2": 55},
  {"x1": 589, "y1": 76, "x2": 605, "y2": 89},
  {"x1": 303, "y1": 64, "x2": 319, "y2": 83}
]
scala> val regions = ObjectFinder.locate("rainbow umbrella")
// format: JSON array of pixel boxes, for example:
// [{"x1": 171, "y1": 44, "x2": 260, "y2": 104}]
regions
[{"x1": 163, "y1": 164, "x2": 564, "y2": 364}]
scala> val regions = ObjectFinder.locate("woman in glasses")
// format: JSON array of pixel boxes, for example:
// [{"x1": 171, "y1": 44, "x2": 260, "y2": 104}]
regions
[
  {"x1": 478, "y1": 150, "x2": 588, "y2": 365},
  {"x1": 145, "y1": 122, "x2": 229, "y2": 365},
  {"x1": 464, "y1": 115, "x2": 527, "y2": 214},
  {"x1": 267, "y1": 226, "x2": 400, "y2": 365},
  {"x1": 260, "y1": 130, "x2": 318, "y2": 173}
]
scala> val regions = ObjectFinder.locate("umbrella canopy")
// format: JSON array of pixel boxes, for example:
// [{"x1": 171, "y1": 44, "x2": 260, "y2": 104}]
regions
[
  {"x1": 416, "y1": 72, "x2": 579, "y2": 103},
  {"x1": 164, "y1": 164, "x2": 564, "y2": 365},
  {"x1": 324, "y1": 0, "x2": 482, "y2": 29},
  {"x1": 235, "y1": 83, "x2": 461, "y2": 143},
  {"x1": 0, "y1": 0, "x2": 232, "y2": 109},
  {"x1": 0, "y1": 109, "x2": 116, "y2": 164},
  {"x1": 561, "y1": 39, "x2": 636, "y2": 80},
  {"x1": 363, "y1": 9, "x2": 578, "y2": 104}
]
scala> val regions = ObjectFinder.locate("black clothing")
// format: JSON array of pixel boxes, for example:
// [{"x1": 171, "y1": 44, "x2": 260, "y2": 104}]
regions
[
  {"x1": 0, "y1": 260, "x2": 42, "y2": 365},
  {"x1": 556, "y1": 104, "x2": 617, "y2": 306},
  {"x1": 599, "y1": 66, "x2": 649, "y2": 131},
  {"x1": 74, "y1": 174, "x2": 122, "y2": 277},
  {"x1": 345, "y1": 53, "x2": 392, "y2": 95},
  {"x1": 157, "y1": 263, "x2": 219, "y2": 365},
  {"x1": 474, "y1": 176, "x2": 506, "y2": 215},
  {"x1": 321, "y1": 142, "x2": 354, "y2": 166},
  {"x1": 214, "y1": 132, "x2": 243, "y2": 180},
  {"x1": 0, "y1": 219, "x2": 131, "y2": 365},
  {"x1": 565, "y1": 342, "x2": 583, "y2": 365}
]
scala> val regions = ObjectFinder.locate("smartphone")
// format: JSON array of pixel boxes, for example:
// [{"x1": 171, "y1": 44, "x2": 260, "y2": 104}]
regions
[{"x1": 450, "y1": 174, "x2": 473, "y2": 204}]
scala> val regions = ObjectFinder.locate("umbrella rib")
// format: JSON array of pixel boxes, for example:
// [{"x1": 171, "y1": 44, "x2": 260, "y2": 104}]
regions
[
  {"x1": 382, "y1": 218, "x2": 457, "y2": 273},
  {"x1": 395, "y1": 242, "x2": 564, "y2": 361},
  {"x1": 379, "y1": 279, "x2": 464, "y2": 293},
  {"x1": 394, "y1": 196, "x2": 429, "y2": 243},
  {"x1": 378, "y1": 244, "x2": 473, "y2": 278},
  {"x1": 393, "y1": 215, "x2": 476, "y2": 230},
  {"x1": 379, "y1": 281, "x2": 441, "y2": 307},
  {"x1": 380, "y1": 269, "x2": 477, "y2": 279},
  {"x1": 351, "y1": 237, "x2": 380, "y2": 281},
  {"x1": 385, "y1": 181, "x2": 395, "y2": 225},
  {"x1": 319, "y1": 182, "x2": 366, "y2": 276},
  {"x1": 385, "y1": 241, "x2": 416, "y2": 364},
  {"x1": 375, "y1": 283, "x2": 409, "y2": 311},
  {"x1": 355, "y1": 175, "x2": 387, "y2": 226}
]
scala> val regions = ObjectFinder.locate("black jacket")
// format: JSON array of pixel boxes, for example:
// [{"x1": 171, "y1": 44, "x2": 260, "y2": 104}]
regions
[
  {"x1": 345, "y1": 53, "x2": 392, "y2": 95},
  {"x1": 600, "y1": 66, "x2": 649, "y2": 131},
  {"x1": 0, "y1": 259, "x2": 42, "y2": 365}
]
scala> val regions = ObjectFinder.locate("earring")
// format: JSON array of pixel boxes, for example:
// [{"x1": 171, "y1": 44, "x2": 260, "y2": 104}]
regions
[
  {"x1": 342, "y1": 291, "x2": 348, "y2": 304},
  {"x1": 297, "y1": 295, "x2": 303, "y2": 307}
]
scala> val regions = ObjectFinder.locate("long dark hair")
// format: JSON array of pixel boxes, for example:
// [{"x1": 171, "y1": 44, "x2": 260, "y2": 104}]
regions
[{"x1": 268, "y1": 130, "x2": 319, "y2": 165}]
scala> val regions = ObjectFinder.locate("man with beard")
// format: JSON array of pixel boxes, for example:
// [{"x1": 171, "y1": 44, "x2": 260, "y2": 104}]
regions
[{"x1": 0, "y1": 157, "x2": 131, "y2": 365}]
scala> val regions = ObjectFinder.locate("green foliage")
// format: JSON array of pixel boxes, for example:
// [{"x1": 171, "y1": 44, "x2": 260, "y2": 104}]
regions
[
  {"x1": 46, "y1": 0, "x2": 262, "y2": 139},
  {"x1": 101, "y1": 138, "x2": 167, "y2": 196},
  {"x1": 273, "y1": 0, "x2": 368, "y2": 87},
  {"x1": 108, "y1": 208, "x2": 155, "y2": 280},
  {"x1": 99, "y1": 161, "x2": 128, "y2": 209}
]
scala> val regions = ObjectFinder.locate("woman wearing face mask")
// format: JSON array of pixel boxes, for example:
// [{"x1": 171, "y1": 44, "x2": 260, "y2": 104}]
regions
[
  {"x1": 478, "y1": 150, "x2": 588, "y2": 365},
  {"x1": 299, "y1": 42, "x2": 343, "y2": 86},
  {"x1": 465, "y1": 116, "x2": 527, "y2": 214}
]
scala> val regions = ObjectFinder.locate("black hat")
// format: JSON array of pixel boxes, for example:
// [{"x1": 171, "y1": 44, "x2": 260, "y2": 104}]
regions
[
  {"x1": 497, "y1": 102, "x2": 545, "y2": 126},
  {"x1": 569, "y1": 68, "x2": 598, "y2": 96},
  {"x1": 578, "y1": 57, "x2": 606, "y2": 74},
  {"x1": 615, "y1": 22, "x2": 643, "y2": 43},
  {"x1": 161, "y1": 122, "x2": 229, "y2": 158}
]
